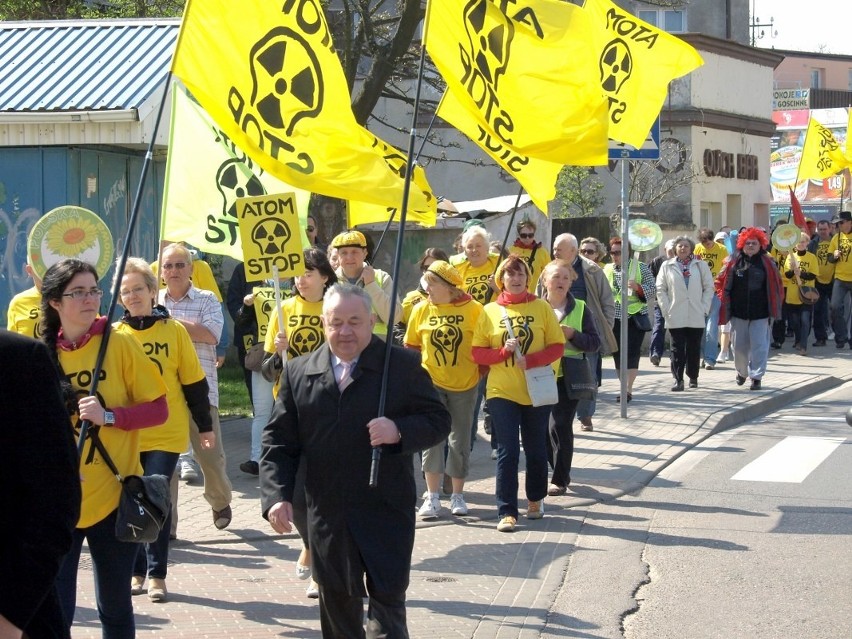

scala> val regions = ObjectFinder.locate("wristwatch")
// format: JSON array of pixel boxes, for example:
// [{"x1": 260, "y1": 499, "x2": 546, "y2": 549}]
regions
[{"x1": 104, "y1": 410, "x2": 116, "y2": 426}]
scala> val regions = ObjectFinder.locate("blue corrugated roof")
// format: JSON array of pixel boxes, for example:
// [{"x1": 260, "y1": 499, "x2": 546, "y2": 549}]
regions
[{"x1": 0, "y1": 19, "x2": 179, "y2": 112}]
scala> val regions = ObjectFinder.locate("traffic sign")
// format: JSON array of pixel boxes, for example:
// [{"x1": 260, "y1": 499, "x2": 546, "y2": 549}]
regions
[{"x1": 608, "y1": 118, "x2": 660, "y2": 160}]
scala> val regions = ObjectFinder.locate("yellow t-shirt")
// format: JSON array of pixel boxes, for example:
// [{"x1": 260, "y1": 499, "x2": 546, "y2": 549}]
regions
[
  {"x1": 264, "y1": 296, "x2": 326, "y2": 359},
  {"x1": 811, "y1": 238, "x2": 836, "y2": 284},
  {"x1": 404, "y1": 297, "x2": 483, "y2": 392},
  {"x1": 152, "y1": 258, "x2": 223, "y2": 301},
  {"x1": 508, "y1": 244, "x2": 550, "y2": 293},
  {"x1": 783, "y1": 251, "x2": 819, "y2": 305},
  {"x1": 472, "y1": 299, "x2": 565, "y2": 405},
  {"x1": 114, "y1": 318, "x2": 206, "y2": 453},
  {"x1": 6, "y1": 286, "x2": 41, "y2": 338},
  {"x1": 455, "y1": 255, "x2": 500, "y2": 304},
  {"x1": 694, "y1": 242, "x2": 729, "y2": 278},
  {"x1": 828, "y1": 232, "x2": 852, "y2": 281},
  {"x1": 59, "y1": 331, "x2": 167, "y2": 528},
  {"x1": 401, "y1": 288, "x2": 427, "y2": 326}
]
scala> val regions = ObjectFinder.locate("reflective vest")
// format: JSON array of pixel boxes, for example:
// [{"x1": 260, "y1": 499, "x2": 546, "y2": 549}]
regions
[
  {"x1": 604, "y1": 260, "x2": 646, "y2": 316},
  {"x1": 560, "y1": 299, "x2": 586, "y2": 359}
]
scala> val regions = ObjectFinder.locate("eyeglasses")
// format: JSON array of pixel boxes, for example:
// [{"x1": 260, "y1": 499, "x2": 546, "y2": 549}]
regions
[
  {"x1": 580, "y1": 249, "x2": 597, "y2": 255},
  {"x1": 519, "y1": 233, "x2": 535, "y2": 239},
  {"x1": 162, "y1": 262, "x2": 187, "y2": 270},
  {"x1": 610, "y1": 251, "x2": 622, "y2": 256},
  {"x1": 62, "y1": 288, "x2": 103, "y2": 300},
  {"x1": 119, "y1": 286, "x2": 148, "y2": 298},
  {"x1": 306, "y1": 226, "x2": 315, "y2": 232}
]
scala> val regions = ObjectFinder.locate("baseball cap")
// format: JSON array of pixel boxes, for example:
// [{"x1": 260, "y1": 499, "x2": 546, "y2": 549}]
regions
[{"x1": 331, "y1": 230, "x2": 367, "y2": 249}]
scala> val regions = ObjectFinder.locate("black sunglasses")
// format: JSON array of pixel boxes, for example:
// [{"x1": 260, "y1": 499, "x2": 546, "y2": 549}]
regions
[{"x1": 519, "y1": 232, "x2": 535, "y2": 239}]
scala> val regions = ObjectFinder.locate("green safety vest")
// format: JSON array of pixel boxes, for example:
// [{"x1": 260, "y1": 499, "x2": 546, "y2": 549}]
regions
[
  {"x1": 604, "y1": 260, "x2": 646, "y2": 316},
  {"x1": 560, "y1": 298, "x2": 586, "y2": 359}
]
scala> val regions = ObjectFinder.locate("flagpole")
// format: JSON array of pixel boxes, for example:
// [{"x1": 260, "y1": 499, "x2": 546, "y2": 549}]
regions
[
  {"x1": 619, "y1": 159, "x2": 629, "y2": 419},
  {"x1": 487, "y1": 185, "x2": 526, "y2": 303},
  {"x1": 370, "y1": 44, "x2": 428, "y2": 488},
  {"x1": 77, "y1": 72, "x2": 173, "y2": 456}
]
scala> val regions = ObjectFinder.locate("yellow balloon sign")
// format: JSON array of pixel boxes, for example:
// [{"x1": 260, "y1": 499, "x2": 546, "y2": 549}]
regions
[{"x1": 237, "y1": 193, "x2": 305, "y2": 280}]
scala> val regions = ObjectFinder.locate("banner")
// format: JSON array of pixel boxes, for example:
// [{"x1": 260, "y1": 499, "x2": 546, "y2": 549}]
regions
[
  {"x1": 172, "y1": 0, "x2": 435, "y2": 213},
  {"x1": 348, "y1": 165, "x2": 438, "y2": 227},
  {"x1": 583, "y1": 0, "x2": 704, "y2": 149},
  {"x1": 237, "y1": 193, "x2": 305, "y2": 280},
  {"x1": 798, "y1": 117, "x2": 851, "y2": 181},
  {"x1": 160, "y1": 87, "x2": 311, "y2": 260},
  {"x1": 252, "y1": 286, "x2": 277, "y2": 344}
]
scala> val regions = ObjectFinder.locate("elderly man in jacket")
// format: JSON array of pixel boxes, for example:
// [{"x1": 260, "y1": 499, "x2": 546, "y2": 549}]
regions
[{"x1": 260, "y1": 284, "x2": 451, "y2": 638}]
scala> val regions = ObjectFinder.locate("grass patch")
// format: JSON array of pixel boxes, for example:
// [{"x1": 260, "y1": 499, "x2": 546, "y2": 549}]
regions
[{"x1": 218, "y1": 362, "x2": 251, "y2": 418}]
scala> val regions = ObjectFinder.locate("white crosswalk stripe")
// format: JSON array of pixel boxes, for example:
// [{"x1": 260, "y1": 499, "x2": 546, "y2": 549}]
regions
[{"x1": 731, "y1": 436, "x2": 846, "y2": 483}]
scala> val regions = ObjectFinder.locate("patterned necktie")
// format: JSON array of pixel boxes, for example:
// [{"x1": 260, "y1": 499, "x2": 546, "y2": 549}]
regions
[{"x1": 337, "y1": 361, "x2": 353, "y2": 391}]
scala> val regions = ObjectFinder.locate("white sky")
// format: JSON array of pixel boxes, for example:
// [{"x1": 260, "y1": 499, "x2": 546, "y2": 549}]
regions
[{"x1": 751, "y1": 0, "x2": 852, "y2": 56}]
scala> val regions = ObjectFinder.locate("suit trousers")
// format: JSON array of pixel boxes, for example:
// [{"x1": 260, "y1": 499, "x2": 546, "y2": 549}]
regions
[
  {"x1": 669, "y1": 327, "x2": 704, "y2": 382},
  {"x1": 318, "y1": 582, "x2": 408, "y2": 639}
]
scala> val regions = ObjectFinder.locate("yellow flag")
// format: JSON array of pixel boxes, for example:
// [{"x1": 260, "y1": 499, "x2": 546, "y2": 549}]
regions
[
  {"x1": 348, "y1": 164, "x2": 437, "y2": 227},
  {"x1": 583, "y1": 0, "x2": 704, "y2": 148},
  {"x1": 160, "y1": 87, "x2": 311, "y2": 261},
  {"x1": 425, "y1": 0, "x2": 609, "y2": 175},
  {"x1": 798, "y1": 117, "x2": 851, "y2": 180},
  {"x1": 171, "y1": 0, "x2": 435, "y2": 213}
]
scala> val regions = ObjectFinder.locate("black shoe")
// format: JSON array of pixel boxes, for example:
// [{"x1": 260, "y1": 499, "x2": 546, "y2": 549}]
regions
[
  {"x1": 650, "y1": 355, "x2": 661, "y2": 366},
  {"x1": 239, "y1": 460, "x2": 259, "y2": 476},
  {"x1": 837, "y1": 341, "x2": 847, "y2": 349},
  {"x1": 749, "y1": 379, "x2": 762, "y2": 391},
  {"x1": 813, "y1": 340, "x2": 826, "y2": 347},
  {"x1": 671, "y1": 380, "x2": 684, "y2": 392},
  {"x1": 771, "y1": 342, "x2": 782, "y2": 349},
  {"x1": 736, "y1": 374, "x2": 746, "y2": 386},
  {"x1": 689, "y1": 379, "x2": 698, "y2": 389}
]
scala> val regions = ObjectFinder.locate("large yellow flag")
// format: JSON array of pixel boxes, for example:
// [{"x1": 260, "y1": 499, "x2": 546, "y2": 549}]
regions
[
  {"x1": 798, "y1": 117, "x2": 852, "y2": 181},
  {"x1": 160, "y1": 87, "x2": 311, "y2": 261},
  {"x1": 583, "y1": 0, "x2": 704, "y2": 149},
  {"x1": 171, "y1": 0, "x2": 435, "y2": 213},
  {"x1": 348, "y1": 165, "x2": 438, "y2": 227}
]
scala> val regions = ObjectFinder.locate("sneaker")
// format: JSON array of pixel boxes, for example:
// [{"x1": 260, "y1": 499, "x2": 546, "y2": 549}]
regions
[
  {"x1": 213, "y1": 505, "x2": 232, "y2": 530},
  {"x1": 131, "y1": 575, "x2": 145, "y2": 596},
  {"x1": 750, "y1": 379, "x2": 762, "y2": 391},
  {"x1": 579, "y1": 417, "x2": 593, "y2": 431},
  {"x1": 148, "y1": 577, "x2": 167, "y2": 603},
  {"x1": 450, "y1": 493, "x2": 468, "y2": 516},
  {"x1": 704, "y1": 363, "x2": 715, "y2": 370},
  {"x1": 650, "y1": 354, "x2": 661, "y2": 366},
  {"x1": 239, "y1": 460, "x2": 259, "y2": 476},
  {"x1": 547, "y1": 484, "x2": 567, "y2": 496},
  {"x1": 718, "y1": 353, "x2": 727, "y2": 363},
  {"x1": 527, "y1": 500, "x2": 544, "y2": 520},
  {"x1": 418, "y1": 493, "x2": 440, "y2": 520},
  {"x1": 306, "y1": 579, "x2": 319, "y2": 599},
  {"x1": 179, "y1": 458, "x2": 198, "y2": 482},
  {"x1": 735, "y1": 374, "x2": 746, "y2": 386},
  {"x1": 497, "y1": 516, "x2": 517, "y2": 532}
]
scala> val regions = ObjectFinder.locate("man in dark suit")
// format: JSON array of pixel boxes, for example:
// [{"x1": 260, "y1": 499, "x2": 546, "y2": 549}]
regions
[
  {"x1": 260, "y1": 284, "x2": 451, "y2": 638},
  {"x1": 0, "y1": 330, "x2": 81, "y2": 639}
]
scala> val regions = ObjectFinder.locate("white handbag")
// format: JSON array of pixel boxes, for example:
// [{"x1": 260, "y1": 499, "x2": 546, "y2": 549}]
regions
[{"x1": 501, "y1": 308, "x2": 558, "y2": 407}]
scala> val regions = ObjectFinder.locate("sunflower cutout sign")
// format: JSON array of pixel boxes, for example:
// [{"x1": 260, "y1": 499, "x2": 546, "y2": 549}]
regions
[{"x1": 28, "y1": 206, "x2": 115, "y2": 280}]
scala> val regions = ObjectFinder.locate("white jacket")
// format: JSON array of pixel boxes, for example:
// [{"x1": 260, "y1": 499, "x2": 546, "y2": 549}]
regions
[{"x1": 655, "y1": 258, "x2": 714, "y2": 329}]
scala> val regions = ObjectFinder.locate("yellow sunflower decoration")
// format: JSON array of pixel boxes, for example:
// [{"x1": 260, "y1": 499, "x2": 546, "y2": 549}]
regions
[
  {"x1": 45, "y1": 216, "x2": 100, "y2": 257},
  {"x1": 27, "y1": 206, "x2": 115, "y2": 280}
]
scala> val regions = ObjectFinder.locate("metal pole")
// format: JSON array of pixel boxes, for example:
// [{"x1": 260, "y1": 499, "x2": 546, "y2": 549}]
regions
[{"x1": 619, "y1": 160, "x2": 629, "y2": 419}]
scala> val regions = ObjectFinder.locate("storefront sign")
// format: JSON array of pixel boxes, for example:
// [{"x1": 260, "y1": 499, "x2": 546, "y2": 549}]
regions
[
  {"x1": 703, "y1": 149, "x2": 759, "y2": 180},
  {"x1": 772, "y1": 89, "x2": 810, "y2": 111}
]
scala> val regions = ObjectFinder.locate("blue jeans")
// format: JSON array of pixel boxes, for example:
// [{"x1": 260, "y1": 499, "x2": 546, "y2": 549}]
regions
[
  {"x1": 812, "y1": 281, "x2": 832, "y2": 341},
  {"x1": 703, "y1": 294, "x2": 721, "y2": 364},
  {"x1": 57, "y1": 509, "x2": 139, "y2": 639},
  {"x1": 787, "y1": 305, "x2": 812, "y2": 349},
  {"x1": 649, "y1": 304, "x2": 666, "y2": 360},
  {"x1": 730, "y1": 317, "x2": 771, "y2": 381},
  {"x1": 251, "y1": 371, "x2": 275, "y2": 461},
  {"x1": 133, "y1": 450, "x2": 179, "y2": 579},
  {"x1": 487, "y1": 397, "x2": 551, "y2": 518},
  {"x1": 830, "y1": 278, "x2": 852, "y2": 345}
]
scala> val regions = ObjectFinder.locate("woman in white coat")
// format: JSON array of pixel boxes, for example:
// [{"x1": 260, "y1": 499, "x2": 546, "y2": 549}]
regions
[{"x1": 656, "y1": 236, "x2": 715, "y2": 391}]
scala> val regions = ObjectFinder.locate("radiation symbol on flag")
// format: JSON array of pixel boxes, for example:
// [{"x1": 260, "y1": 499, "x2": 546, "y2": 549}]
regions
[
  {"x1": 217, "y1": 159, "x2": 267, "y2": 219},
  {"x1": 249, "y1": 28, "x2": 323, "y2": 136},
  {"x1": 599, "y1": 39, "x2": 633, "y2": 94},
  {"x1": 463, "y1": 0, "x2": 512, "y2": 90},
  {"x1": 251, "y1": 218, "x2": 292, "y2": 256}
]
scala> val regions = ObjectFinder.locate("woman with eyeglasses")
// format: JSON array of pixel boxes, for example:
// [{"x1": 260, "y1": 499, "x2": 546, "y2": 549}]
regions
[
  {"x1": 509, "y1": 219, "x2": 549, "y2": 293},
  {"x1": 579, "y1": 237, "x2": 607, "y2": 267},
  {"x1": 42, "y1": 259, "x2": 168, "y2": 637},
  {"x1": 113, "y1": 257, "x2": 214, "y2": 604},
  {"x1": 603, "y1": 238, "x2": 656, "y2": 402},
  {"x1": 717, "y1": 228, "x2": 784, "y2": 390}
]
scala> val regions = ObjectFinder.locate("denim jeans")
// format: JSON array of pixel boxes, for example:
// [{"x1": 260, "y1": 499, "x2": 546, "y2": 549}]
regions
[
  {"x1": 649, "y1": 304, "x2": 667, "y2": 360},
  {"x1": 487, "y1": 397, "x2": 551, "y2": 518},
  {"x1": 787, "y1": 305, "x2": 812, "y2": 349},
  {"x1": 830, "y1": 278, "x2": 852, "y2": 345},
  {"x1": 251, "y1": 371, "x2": 275, "y2": 462},
  {"x1": 57, "y1": 509, "x2": 139, "y2": 639},
  {"x1": 812, "y1": 281, "x2": 833, "y2": 341},
  {"x1": 703, "y1": 294, "x2": 721, "y2": 364},
  {"x1": 133, "y1": 450, "x2": 179, "y2": 579}
]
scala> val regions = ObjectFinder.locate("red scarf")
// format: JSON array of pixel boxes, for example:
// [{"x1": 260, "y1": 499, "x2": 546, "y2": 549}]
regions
[
  {"x1": 57, "y1": 316, "x2": 108, "y2": 351},
  {"x1": 495, "y1": 291, "x2": 537, "y2": 306}
]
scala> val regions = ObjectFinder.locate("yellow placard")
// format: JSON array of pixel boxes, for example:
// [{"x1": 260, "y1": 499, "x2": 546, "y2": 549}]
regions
[
  {"x1": 252, "y1": 286, "x2": 277, "y2": 342},
  {"x1": 237, "y1": 193, "x2": 305, "y2": 280}
]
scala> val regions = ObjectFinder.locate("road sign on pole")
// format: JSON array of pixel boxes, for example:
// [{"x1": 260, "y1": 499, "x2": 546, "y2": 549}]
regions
[{"x1": 608, "y1": 118, "x2": 661, "y2": 160}]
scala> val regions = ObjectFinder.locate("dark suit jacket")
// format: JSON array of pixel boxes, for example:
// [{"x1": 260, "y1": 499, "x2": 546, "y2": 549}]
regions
[
  {"x1": 0, "y1": 330, "x2": 80, "y2": 638},
  {"x1": 260, "y1": 336, "x2": 450, "y2": 595}
]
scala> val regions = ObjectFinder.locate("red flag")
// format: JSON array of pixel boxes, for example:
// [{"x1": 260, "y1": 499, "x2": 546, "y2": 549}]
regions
[{"x1": 788, "y1": 186, "x2": 808, "y2": 232}]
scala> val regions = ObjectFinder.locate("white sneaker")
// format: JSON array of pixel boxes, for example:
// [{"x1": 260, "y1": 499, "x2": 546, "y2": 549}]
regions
[
  {"x1": 450, "y1": 493, "x2": 468, "y2": 516},
  {"x1": 179, "y1": 458, "x2": 198, "y2": 482},
  {"x1": 418, "y1": 493, "x2": 440, "y2": 520}
]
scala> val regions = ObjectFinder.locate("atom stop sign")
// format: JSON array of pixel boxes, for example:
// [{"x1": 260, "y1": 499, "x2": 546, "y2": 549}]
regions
[{"x1": 237, "y1": 193, "x2": 305, "y2": 279}]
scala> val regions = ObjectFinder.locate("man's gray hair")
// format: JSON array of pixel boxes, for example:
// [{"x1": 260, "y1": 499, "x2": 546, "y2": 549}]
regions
[
  {"x1": 323, "y1": 282, "x2": 373, "y2": 315},
  {"x1": 553, "y1": 233, "x2": 578, "y2": 249}
]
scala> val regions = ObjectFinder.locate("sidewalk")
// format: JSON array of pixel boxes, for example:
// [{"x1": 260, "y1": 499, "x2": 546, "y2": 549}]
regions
[{"x1": 70, "y1": 348, "x2": 851, "y2": 638}]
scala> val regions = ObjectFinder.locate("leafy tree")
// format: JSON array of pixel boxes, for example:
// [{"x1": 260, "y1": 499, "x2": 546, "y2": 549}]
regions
[{"x1": 554, "y1": 166, "x2": 606, "y2": 219}]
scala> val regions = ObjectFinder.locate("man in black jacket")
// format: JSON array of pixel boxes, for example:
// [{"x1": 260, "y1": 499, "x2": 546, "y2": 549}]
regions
[
  {"x1": 260, "y1": 284, "x2": 450, "y2": 638},
  {"x1": 0, "y1": 330, "x2": 81, "y2": 639}
]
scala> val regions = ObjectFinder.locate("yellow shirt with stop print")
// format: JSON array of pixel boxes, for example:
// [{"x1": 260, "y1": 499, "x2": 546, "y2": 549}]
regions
[
  {"x1": 263, "y1": 295, "x2": 325, "y2": 358},
  {"x1": 811, "y1": 238, "x2": 835, "y2": 284},
  {"x1": 783, "y1": 251, "x2": 819, "y2": 306},
  {"x1": 404, "y1": 297, "x2": 483, "y2": 392},
  {"x1": 694, "y1": 242, "x2": 729, "y2": 278},
  {"x1": 58, "y1": 331, "x2": 167, "y2": 528},
  {"x1": 6, "y1": 286, "x2": 41, "y2": 338},
  {"x1": 114, "y1": 318, "x2": 206, "y2": 453},
  {"x1": 472, "y1": 299, "x2": 565, "y2": 405},
  {"x1": 454, "y1": 255, "x2": 500, "y2": 304}
]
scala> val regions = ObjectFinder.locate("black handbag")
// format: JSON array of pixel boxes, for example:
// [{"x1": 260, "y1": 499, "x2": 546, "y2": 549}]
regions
[
  {"x1": 630, "y1": 312, "x2": 652, "y2": 332},
  {"x1": 561, "y1": 355, "x2": 596, "y2": 401},
  {"x1": 89, "y1": 429, "x2": 171, "y2": 543}
]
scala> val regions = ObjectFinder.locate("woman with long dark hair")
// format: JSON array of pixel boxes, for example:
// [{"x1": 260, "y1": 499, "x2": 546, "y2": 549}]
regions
[{"x1": 43, "y1": 259, "x2": 168, "y2": 638}]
